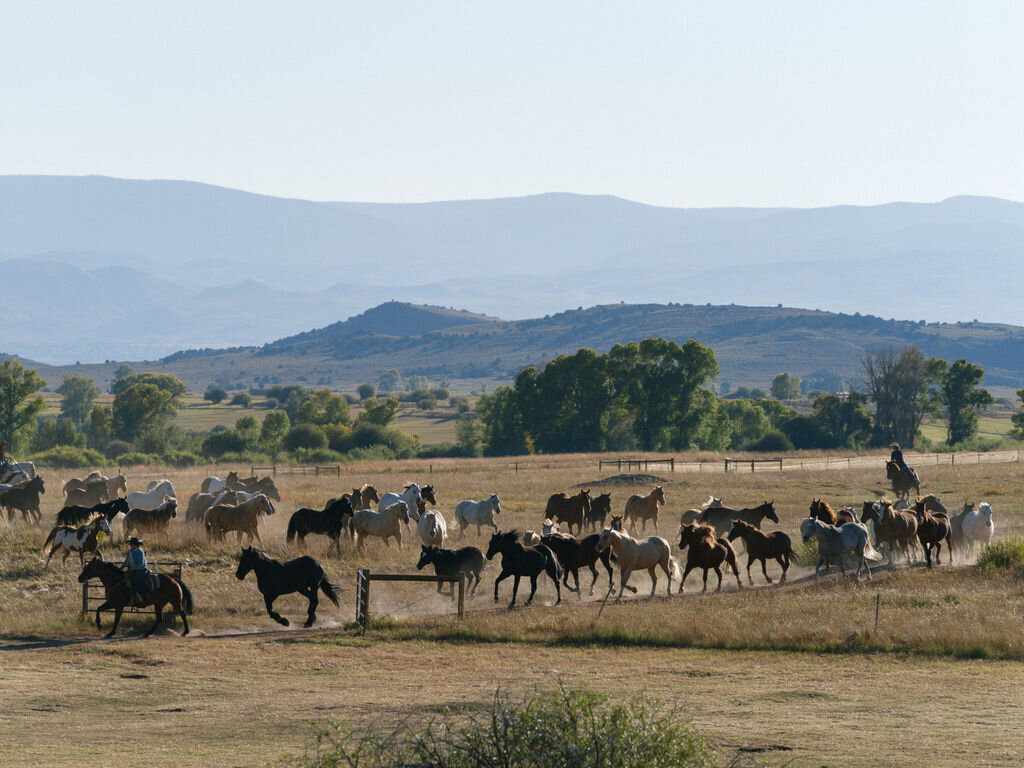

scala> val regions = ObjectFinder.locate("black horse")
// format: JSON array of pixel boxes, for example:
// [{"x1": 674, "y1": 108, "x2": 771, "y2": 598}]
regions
[
  {"x1": 886, "y1": 460, "x2": 921, "y2": 500},
  {"x1": 57, "y1": 497, "x2": 130, "y2": 527},
  {"x1": 584, "y1": 492, "x2": 612, "y2": 531},
  {"x1": 416, "y1": 545, "x2": 485, "y2": 599},
  {"x1": 540, "y1": 532, "x2": 616, "y2": 597},
  {"x1": 235, "y1": 547, "x2": 340, "y2": 627},
  {"x1": 486, "y1": 530, "x2": 561, "y2": 610},
  {"x1": 286, "y1": 496, "x2": 354, "y2": 556},
  {"x1": 78, "y1": 556, "x2": 194, "y2": 638},
  {"x1": 2, "y1": 475, "x2": 44, "y2": 524}
]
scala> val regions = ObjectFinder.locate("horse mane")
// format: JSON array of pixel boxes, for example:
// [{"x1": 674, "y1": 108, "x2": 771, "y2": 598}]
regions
[
  {"x1": 693, "y1": 523, "x2": 717, "y2": 540},
  {"x1": 814, "y1": 498, "x2": 835, "y2": 516}
]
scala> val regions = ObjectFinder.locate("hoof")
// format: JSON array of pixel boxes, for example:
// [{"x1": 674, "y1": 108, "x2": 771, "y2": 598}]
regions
[
  {"x1": 277, "y1": 617, "x2": 290, "y2": 627},
  {"x1": 304, "y1": 620, "x2": 315, "y2": 628},
  {"x1": 104, "y1": 632, "x2": 115, "y2": 639}
]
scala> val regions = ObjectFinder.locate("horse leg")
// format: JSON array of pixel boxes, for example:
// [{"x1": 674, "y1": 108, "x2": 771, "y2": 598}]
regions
[
  {"x1": 252, "y1": 527, "x2": 263, "y2": 546},
  {"x1": 776, "y1": 554, "x2": 788, "y2": 583},
  {"x1": 143, "y1": 606, "x2": 163, "y2": 638},
  {"x1": 264, "y1": 594, "x2": 289, "y2": 626},
  {"x1": 304, "y1": 585, "x2": 319, "y2": 628},
  {"x1": 95, "y1": 601, "x2": 112, "y2": 630},
  {"x1": 493, "y1": 569, "x2": 511, "y2": 602},
  {"x1": 648, "y1": 567, "x2": 657, "y2": 597},
  {"x1": 745, "y1": 555, "x2": 755, "y2": 586},
  {"x1": 759, "y1": 556, "x2": 772, "y2": 585},
  {"x1": 509, "y1": 574, "x2": 522, "y2": 610},
  {"x1": 701, "y1": 567, "x2": 710, "y2": 593},
  {"x1": 106, "y1": 607, "x2": 125, "y2": 638},
  {"x1": 44, "y1": 544, "x2": 59, "y2": 569},
  {"x1": 680, "y1": 564, "x2": 695, "y2": 593},
  {"x1": 524, "y1": 574, "x2": 541, "y2": 607}
]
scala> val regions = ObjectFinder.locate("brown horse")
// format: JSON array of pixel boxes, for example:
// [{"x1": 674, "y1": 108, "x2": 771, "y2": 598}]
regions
[
  {"x1": 79, "y1": 556, "x2": 193, "y2": 638},
  {"x1": 914, "y1": 498, "x2": 952, "y2": 567},
  {"x1": 623, "y1": 486, "x2": 666, "y2": 533},
  {"x1": 677, "y1": 523, "x2": 742, "y2": 593},
  {"x1": 808, "y1": 498, "x2": 855, "y2": 525},
  {"x1": 886, "y1": 460, "x2": 920, "y2": 500},
  {"x1": 861, "y1": 500, "x2": 918, "y2": 565},
  {"x1": 123, "y1": 498, "x2": 177, "y2": 539},
  {"x1": 698, "y1": 500, "x2": 778, "y2": 537},
  {"x1": 205, "y1": 494, "x2": 275, "y2": 544},
  {"x1": 726, "y1": 519, "x2": 795, "y2": 585},
  {"x1": 544, "y1": 489, "x2": 591, "y2": 535}
]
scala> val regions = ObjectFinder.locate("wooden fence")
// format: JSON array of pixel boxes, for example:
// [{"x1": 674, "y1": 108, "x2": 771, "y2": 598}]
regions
[
  {"x1": 355, "y1": 569, "x2": 465, "y2": 633},
  {"x1": 250, "y1": 464, "x2": 341, "y2": 477},
  {"x1": 598, "y1": 457, "x2": 676, "y2": 473},
  {"x1": 81, "y1": 561, "x2": 183, "y2": 616}
]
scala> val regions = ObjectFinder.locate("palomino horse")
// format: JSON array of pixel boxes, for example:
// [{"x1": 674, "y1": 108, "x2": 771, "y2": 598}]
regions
[
  {"x1": 486, "y1": 530, "x2": 561, "y2": 609},
  {"x1": 1, "y1": 475, "x2": 44, "y2": 523},
  {"x1": 286, "y1": 497, "x2": 354, "y2": 556},
  {"x1": 186, "y1": 490, "x2": 239, "y2": 523},
  {"x1": 623, "y1": 486, "x2": 666, "y2": 533},
  {"x1": 416, "y1": 545, "x2": 485, "y2": 599},
  {"x1": 800, "y1": 517, "x2": 876, "y2": 579},
  {"x1": 699, "y1": 500, "x2": 779, "y2": 536},
  {"x1": 204, "y1": 494, "x2": 276, "y2": 544},
  {"x1": 596, "y1": 527, "x2": 679, "y2": 600},
  {"x1": 914, "y1": 498, "x2": 952, "y2": 567},
  {"x1": 544, "y1": 489, "x2": 591, "y2": 535},
  {"x1": 678, "y1": 523, "x2": 741, "y2": 593},
  {"x1": 378, "y1": 483, "x2": 435, "y2": 516},
  {"x1": 42, "y1": 516, "x2": 113, "y2": 568},
  {"x1": 79, "y1": 556, "x2": 194, "y2": 638},
  {"x1": 416, "y1": 509, "x2": 447, "y2": 547},
  {"x1": 65, "y1": 481, "x2": 110, "y2": 509},
  {"x1": 861, "y1": 500, "x2": 918, "y2": 565},
  {"x1": 236, "y1": 547, "x2": 340, "y2": 627},
  {"x1": 350, "y1": 501, "x2": 410, "y2": 551},
  {"x1": 455, "y1": 494, "x2": 501, "y2": 537},
  {"x1": 123, "y1": 498, "x2": 177, "y2": 540},
  {"x1": 960, "y1": 502, "x2": 994, "y2": 561},
  {"x1": 886, "y1": 460, "x2": 920, "y2": 500},
  {"x1": 726, "y1": 519, "x2": 794, "y2": 585},
  {"x1": 64, "y1": 473, "x2": 126, "y2": 500}
]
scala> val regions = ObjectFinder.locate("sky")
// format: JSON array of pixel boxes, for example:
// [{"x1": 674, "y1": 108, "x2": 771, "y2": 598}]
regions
[{"x1": 2, "y1": 2, "x2": 1023, "y2": 208}]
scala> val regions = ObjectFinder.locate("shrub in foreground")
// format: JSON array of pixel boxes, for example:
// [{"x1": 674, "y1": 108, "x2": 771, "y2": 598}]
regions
[
  {"x1": 977, "y1": 538, "x2": 1024, "y2": 576},
  {"x1": 284, "y1": 687, "x2": 719, "y2": 768}
]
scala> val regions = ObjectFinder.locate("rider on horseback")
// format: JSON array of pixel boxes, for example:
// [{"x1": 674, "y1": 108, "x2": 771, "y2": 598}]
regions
[
  {"x1": 122, "y1": 537, "x2": 150, "y2": 606},
  {"x1": 890, "y1": 442, "x2": 919, "y2": 485}
]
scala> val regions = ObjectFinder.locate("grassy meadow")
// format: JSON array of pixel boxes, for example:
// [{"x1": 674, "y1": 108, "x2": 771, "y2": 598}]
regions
[{"x1": 3, "y1": 455, "x2": 1024, "y2": 766}]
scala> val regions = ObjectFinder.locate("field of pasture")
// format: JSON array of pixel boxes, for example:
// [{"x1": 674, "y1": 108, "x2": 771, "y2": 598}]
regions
[{"x1": 2, "y1": 455, "x2": 1024, "y2": 766}]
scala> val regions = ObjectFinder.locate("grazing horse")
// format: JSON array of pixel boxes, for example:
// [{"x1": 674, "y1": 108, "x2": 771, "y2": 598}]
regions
[
  {"x1": 623, "y1": 486, "x2": 666, "y2": 533},
  {"x1": 42, "y1": 516, "x2": 113, "y2": 568},
  {"x1": 236, "y1": 547, "x2": 340, "y2": 627},
  {"x1": 127, "y1": 479, "x2": 176, "y2": 511},
  {"x1": 286, "y1": 496, "x2": 354, "y2": 556},
  {"x1": 205, "y1": 494, "x2": 275, "y2": 544},
  {"x1": 78, "y1": 556, "x2": 194, "y2": 638},
  {"x1": 455, "y1": 494, "x2": 501, "y2": 537},
  {"x1": 1, "y1": 475, "x2": 44, "y2": 523},
  {"x1": 678, "y1": 523, "x2": 742, "y2": 593},
  {"x1": 584, "y1": 492, "x2": 612, "y2": 531},
  {"x1": 886, "y1": 460, "x2": 920, "y2": 500},
  {"x1": 416, "y1": 509, "x2": 448, "y2": 547},
  {"x1": 350, "y1": 501, "x2": 410, "y2": 551},
  {"x1": 416, "y1": 545, "x2": 485, "y2": 599},
  {"x1": 808, "y1": 498, "x2": 855, "y2": 525},
  {"x1": 726, "y1": 519, "x2": 794, "y2": 585},
  {"x1": 57, "y1": 497, "x2": 130, "y2": 527},
  {"x1": 961, "y1": 502, "x2": 995, "y2": 561},
  {"x1": 699, "y1": 500, "x2": 779, "y2": 537},
  {"x1": 596, "y1": 527, "x2": 679, "y2": 600},
  {"x1": 123, "y1": 498, "x2": 177, "y2": 539},
  {"x1": 800, "y1": 517, "x2": 875, "y2": 579},
  {"x1": 914, "y1": 498, "x2": 952, "y2": 567},
  {"x1": 486, "y1": 530, "x2": 561, "y2": 609},
  {"x1": 541, "y1": 529, "x2": 617, "y2": 597},
  {"x1": 544, "y1": 489, "x2": 591, "y2": 535},
  {"x1": 860, "y1": 500, "x2": 918, "y2": 565}
]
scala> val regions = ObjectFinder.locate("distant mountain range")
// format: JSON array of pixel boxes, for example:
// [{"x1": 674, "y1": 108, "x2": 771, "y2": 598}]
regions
[
  {"x1": 14, "y1": 301, "x2": 1024, "y2": 398},
  {"x1": 4, "y1": 175, "x2": 1024, "y2": 364}
]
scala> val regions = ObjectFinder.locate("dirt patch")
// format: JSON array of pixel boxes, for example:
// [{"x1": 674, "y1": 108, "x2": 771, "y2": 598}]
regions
[{"x1": 578, "y1": 473, "x2": 672, "y2": 486}]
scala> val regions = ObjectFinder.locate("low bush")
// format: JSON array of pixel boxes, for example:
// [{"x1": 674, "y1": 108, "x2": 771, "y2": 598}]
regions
[
  {"x1": 284, "y1": 686, "x2": 719, "y2": 768},
  {"x1": 744, "y1": 429, "x2": 794, "y2": 452},
  {"x1": 977, "y1": 538, "x2": 1024, "y2": 575},
  {"x1": 29, "y1": 446, "x2": 107, "y2": 469},
  {"x1": 115, "y1": 451, "x2": 161, "y2": 466},
  {"x1": 161, "y1": 450, "x2": 204, "y2": 467}
]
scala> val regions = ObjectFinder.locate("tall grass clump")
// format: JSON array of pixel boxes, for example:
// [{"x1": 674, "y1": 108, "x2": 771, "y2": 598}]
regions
[
  {"x1": 284, "y1": 687, "x2": 720, "y2": 768},
  {"x1": 977, "y1": 538, "x2": 1024, "y2": 576}
]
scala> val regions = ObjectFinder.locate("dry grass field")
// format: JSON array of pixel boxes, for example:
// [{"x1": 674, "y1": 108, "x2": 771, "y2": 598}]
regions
[{"x1": 3, "y1": 455, "x2": 1024, "y2": 766}]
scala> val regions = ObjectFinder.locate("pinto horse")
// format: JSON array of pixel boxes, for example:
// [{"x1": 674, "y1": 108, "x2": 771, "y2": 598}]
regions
[
  {"x1": 597, "y1": 527, "x2": 679, "y2": 599},
  {"x1": 544, "y1": 489, "x2": 591, "y2": 535},
  {"x1": 43, "y1": 516, "x2": 112, "y2": 568},
  {"x1": 914, "y1": 498, "x2": 952, "y2": 567},
  {"x1": 623, "y1": 486, "x2": 666, "y2": 533},
  {"x1": 78, "y1": 556, "x2": 194, "y2": 638},
  {"x1": 286, "y1": 496, "x2": 354, "y2": 555},
  {"x1": 486, "y1": 530, "x2": 561, "y2": 609},
  {"x1": 678, "y1": 523, "x2": 741, "y2": 593},
  {"x1": 236, "y1": 547, "x2": 340, "y2": 627},
  {"x1": 416, "y1": 545, "x2": 485, "y2": 599},
  {"x1": 726, "y1": 519, "x2": 794, "y2": 585}
]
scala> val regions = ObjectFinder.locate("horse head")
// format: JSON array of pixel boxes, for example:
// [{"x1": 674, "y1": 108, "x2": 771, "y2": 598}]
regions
[
  {"x1": 490, "y1": 494, "x2": 501, "y2": 514},
  {"x1": 416, "y1": 545, "x2": 436, "y2": 570},
  {"x1": 980, "y1": 502, "x2": 993, "y2": 527},
  {"x1": 112, "y1": 498, "x2": 130, "y2": 517},
  {"x1": 236, "y1": 546, "x2": 257, "y2": 580},
  {"x1": 421, "y1": 485, "x2": 437, "y2": 505},
  {"x1": 77, "y1": 556, "x2": 105, "y2": 583},
  {"x1": 596, "y1": 527, "x2": 616, "y2": 553},
  {"x1": 726, "y1": 519, "x2": 750, "y2": 542},
  {"x1": 654, "y1": 486, "x2": 666, "y2": 505},
  {"x1": 610, "y1": 515, "x2": 623, "y2": 532},
  {"x1": 97, "y1": 517, "x2": 113, "y2": 537},
  {"x1": 362, "y1": 485, "x2": 381, "y2": 504},
  {"x1": 763, "y1": 500, "x2": 779, "y2": 523},
  {"x1": 541, "y1": 518, "x2": 557, "y2": 536},
  {"x1": 486, "y1": 530, "x2": 517, "y2": 560},
  {"x1": 800, "y1": 517, "x2": 818, "y2": 543},
  {"x1": 579, "y1": 489, "x2": 592, "y2": 513}
]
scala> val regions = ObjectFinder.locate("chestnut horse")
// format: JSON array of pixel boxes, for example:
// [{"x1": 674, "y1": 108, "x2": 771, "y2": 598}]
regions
[
  {"x1": 544, "y1": 489, "x2": 591, "y2": 535},
  {"x1": 677, "y1": 523, "x2": 742, "y2": 593},
  {"x1": 914, "y1": 498, "x2": 952, "y2": 567},
  {"x1": 860, "y1": 500, "x2": 918, "y2": 565},
  {"x1": 726, "y1": 519, "x2": 794, "y2": 585},
  {"x1": 808, "y1": 498, "x2": 855, "y2": 525}
]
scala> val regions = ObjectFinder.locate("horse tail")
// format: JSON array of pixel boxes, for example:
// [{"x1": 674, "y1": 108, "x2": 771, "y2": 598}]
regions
[
  {"x1": 176, "y1": 579, "x2": 195, "y2": 615},
  {"x1": 42, "y1": 526, "x2": 59, "y2": 553},
  {"x1": 668, "y1": 555, "x2": 682, "y2": 582},
  {"x1": 863, "y1": 539, "x2": 885, "y2": 562},
  {"x1": 286, "y1": 515, "x2": 297, "y2": 544},
  {"x1": 538, "y1": 544, "x2": 561, "y2": 582},
  {"x1": 320, "y1": 575, "x2": 341, "y2": 607}
]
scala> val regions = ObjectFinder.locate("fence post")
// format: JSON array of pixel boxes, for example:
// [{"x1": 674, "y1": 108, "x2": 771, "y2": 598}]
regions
[
  {"x1": 875, "y1": 593, "x2": 880, "y2": 629},
  {"x1": 356, "y1": 569, "x2": 370, "y2": 634},
  {"x1": 81, "y1": 581, "x2": 89, "y2": 615},
  {"x1": 457, "y1": 573, "x2": 465, "y2": 619}
]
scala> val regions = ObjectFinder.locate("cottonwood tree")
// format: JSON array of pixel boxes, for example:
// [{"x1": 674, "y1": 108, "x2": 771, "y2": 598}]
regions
[
  {"x1": 57, "y1": 374, "x2": 99, "y2": 427},
  {"x1": 940, "y1": 359, "x2": 994, "y2": 446},
  {"x1": 770, "y1": 372, "x2": 802, "y2": 400},
  {"x1": 0, "y1": 359, "x2": 47, "y2": 452},
  {"x1": 112, "y1": 382, "x2": 175, "y2": 441},
  {"x1": 862, "y1": 346, "x2": 945, "y2": 447}
]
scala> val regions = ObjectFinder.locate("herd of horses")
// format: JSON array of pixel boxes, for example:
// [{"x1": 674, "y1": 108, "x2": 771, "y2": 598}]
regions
[{"x1": 0, "y1": 461, "x2": 1002, "y2": 636}]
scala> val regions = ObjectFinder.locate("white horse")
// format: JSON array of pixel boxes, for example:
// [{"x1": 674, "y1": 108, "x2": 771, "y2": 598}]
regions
[
  {"x1": 455, "y1": 494, "x2": 501, "y2": 538},
  {"x1": 961, "y1": 502, "x2": 995, "y2": 561},
  {"x1": 377, "y1": 484, "x2": 425, "y2": 516},
  {"x1": 701, "y1": 495, "x2": 723, "y2": 510},
  {"x1": 800, "y1": 517, "x2": 879, "y2": 579},
  {"x1": 1, "y1": 461, "x2": 36, "y2": 484},
  {"x1": 127, "y1": 479, "x2": 176, "y2": 511},
  {"x1": 417, "y1": 509, "x2": 447, "y2": 547},
  {"x1": 596, "y1": 527, "x2": 680, "y2": 599},
  {"x1": 350, "y1": 501, "x2": 410, "y2": 551}
]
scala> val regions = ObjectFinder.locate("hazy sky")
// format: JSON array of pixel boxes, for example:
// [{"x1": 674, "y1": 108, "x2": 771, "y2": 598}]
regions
[{"x1": 3, "y1": 2, "x2": 1022, "y2": 207}]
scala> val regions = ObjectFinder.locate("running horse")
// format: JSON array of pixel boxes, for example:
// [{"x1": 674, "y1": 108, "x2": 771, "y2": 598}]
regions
[
  {"x1": 623, "y1": 485, "x2": 666, "y2": 533},
  {"x1": 544, "y1": 489, "x2": 591, "y2": 535},
  {"x1": 678, "y1": 523, "x2": 742, "y2": 593},
  {"x1": 78, "y1": 556, "x2": 194, "y2": 638},
  {"x1": 486, "y1": 530, "x2": 562, "y2": 609},
  {"x1": 886, "y1": 460, "x2": 921, "y2": 500},
  {"x1": 236, "y1": 547, "x2": 340, "y2": 627}
]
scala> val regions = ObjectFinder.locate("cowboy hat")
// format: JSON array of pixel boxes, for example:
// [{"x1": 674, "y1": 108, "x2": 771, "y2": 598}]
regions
[
  {"x1": 128, "y1": 537, "x2": 144, "y2": 546},
  {"x1": 890, "y1": 442, "x2": 900, "y2": 449}
]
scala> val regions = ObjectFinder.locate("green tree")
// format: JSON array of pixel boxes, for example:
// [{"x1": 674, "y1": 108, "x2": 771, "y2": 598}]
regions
[
  {"x1": 359, "y1": 396, "x2": 399, "y2": 426},
  {"x1": 260, "y1": 410, "x2": 290, "y2": 458},
  {"x1": 284, "y1": 423, "x2": 328, "y2": 452},
  {"x1": 87, "y1": 404, "x2": 112, "y2": 452},
  {"x1": 296, "y1": 388, "x2": 350, "y2": 427},
  {"x1": 32, "y1": 416, "x2": 85, "y2": 451},
  {"x1": 1012, "y1": 389, "x2": 1024, "y2": 440},
  {"x1": 770, "y1": 372, "x2": 802, "y2": 400},
  {"x1": 812, "y1": 392, "x2": 872, "y2": 448},
  {"x1": 112, "y1": 382, "x2": 175, "y2": 441},
  {"x1": 475, "y1": 386, "x2": 529, "y2": 456},
  {"x1": 57, "y1": 374, "x2": 99, "y2": 427},
  {"x1": 940, "y1": 359, "x2": 995, "y2": 445},
  {"x1": 719, "y1": 399, "x2": 771, "y2": 448},
  {"x1": 204, "y1": 387, "x2": 228, "y2": 404},
  {"x1": 111, "y1": 372, "x2": 187, "y2": 402},
  {"x1": 235, "y1": 415, "x2": 261, "y2": 450},
  {"x1": 231, "y1": 392, "x2": 253, "y2": 408},
  {"x1": 862, "y1": 346, "x2": 945, "y2": 447},
  {"x1": 357, "y1": 383, "x2": 376, "y2": 401},
  {"x1": 455, "y1": 413, "x2": 484, "y2": 457},
  {"x1": 0, "y1": 359, "x2": 47, "y2": 452},
  {"x1": 377, "y1": 369, "x2": 402, "y2": 392},
  {"x1": 109, "y1": 364, "x2": 134, "y2": 393}
]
